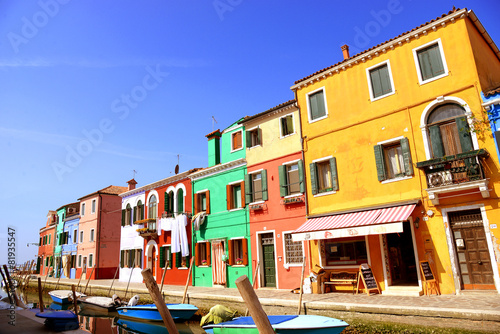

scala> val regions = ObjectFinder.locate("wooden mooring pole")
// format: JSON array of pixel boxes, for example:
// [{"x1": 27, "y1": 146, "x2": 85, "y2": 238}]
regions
[
  {"x1": 37, "y1": 278, "x2": 44, "y2": 312},
  {"x1": 141, "y1": 268, "x2": 179, "y2": 334},
  {"x1": 297, "y1": 256, "x2": 306, "y2": 315},
  {"x1": 245, "y1": 260, "x2": 260, "y2": 316},
  {"x1": 107, "y1": 264, "x2": 120, "y2": 297},
  {"x1": 181, "y1": 257, "x2": 194, "y2": 304},
  {"x1": 71, "y1": 285, "x2": 78, "y2": 316},
  {"x1": 83, "y1": 265, "x2": 96, "y2": 295},
  {"x1": 235, "y1": 275, "x2": 274, "y2": 334}
]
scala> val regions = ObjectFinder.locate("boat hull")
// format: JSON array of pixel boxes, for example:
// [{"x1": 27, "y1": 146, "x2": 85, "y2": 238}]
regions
[
  {"x1": 48, "y1": 290, "x2": 85, "y2": 305},
  {"x1": 78, "y1": 296, "x2": 118, "y2": 312},
  {"x1": 117, "y1": 303, "x2": 198, "y2": 322}
]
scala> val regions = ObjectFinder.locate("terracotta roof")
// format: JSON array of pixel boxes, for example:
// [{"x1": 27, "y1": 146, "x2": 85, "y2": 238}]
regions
[
  {"x1": 485, "y1": 85, "x2": 500, "y2": 98},
  {"x1": 294, "y1": 7, "x2": 462, "y2": 85},
  {"x1": 78, "y1": 185, "x2": 128, "y2": 200},
  {"x1": 239, "y1": 100, "x2": 296, "y2": 124}
]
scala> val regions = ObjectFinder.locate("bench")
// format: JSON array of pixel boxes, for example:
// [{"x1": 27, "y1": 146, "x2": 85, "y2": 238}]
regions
[{"x1": 321, "y1": 271, "x2": 358, "y2": 294}]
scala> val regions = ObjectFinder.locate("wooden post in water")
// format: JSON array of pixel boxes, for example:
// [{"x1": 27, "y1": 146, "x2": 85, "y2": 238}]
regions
[
  {"x1": 38, "y1": 278, "x2": 44, "y2": 312},
  {"x1": 0, "y1": 267, "x2": 13, "y2": 304},
  {"x1": 245, "y1": 261, "x2": 260, "y2": 316},
  {"x1": 235, "y1": 275, "x2": 274, "y2": 334},
  {"x1": 124, "y1": 256, "x2": 136, "y2": 299},
  {"x1": 107, "y1": 264, "x2": 120, "y2": 297},
  {"x1": 71, "y1": 285, "x2": 78, "y2": 316},
  {"x1": 83, "y1": 265, "x2": 96, "y2": 295},
  {"x1": 159, "y1": 266, "x2": 168, "y2": 297},
  {"x1": 181, "y1": 257, "x2": 194, "y2": 304},
  {"x1": 141, "y1": 268, "x2": 179, "y2": 334},
  {"x1": 76, "y1": 263, "x2": 86, "y2": 292},
  {"x1": 297, "y1": 256, "x2": 306, "y2": 315}
]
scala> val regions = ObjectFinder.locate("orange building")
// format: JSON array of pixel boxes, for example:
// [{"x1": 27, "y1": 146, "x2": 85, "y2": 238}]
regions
[{"x1": 38, "y1": 210, "x2": 57, "y2": 276}]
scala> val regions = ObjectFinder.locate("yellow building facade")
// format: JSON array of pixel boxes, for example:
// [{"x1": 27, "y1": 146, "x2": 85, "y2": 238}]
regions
[{"x1": 291, "y1": 8, "x2": 500, "y2": 295}]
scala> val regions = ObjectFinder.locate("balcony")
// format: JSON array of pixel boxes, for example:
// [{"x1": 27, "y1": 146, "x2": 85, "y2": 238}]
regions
[{"x1": 416, "y1": 149, "x2": 490, "y2": 205}]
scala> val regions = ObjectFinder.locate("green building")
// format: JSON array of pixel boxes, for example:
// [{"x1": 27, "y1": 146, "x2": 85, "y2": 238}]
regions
[{"x1": 190, "y1": 120, "x2": 251, "y2": 288}]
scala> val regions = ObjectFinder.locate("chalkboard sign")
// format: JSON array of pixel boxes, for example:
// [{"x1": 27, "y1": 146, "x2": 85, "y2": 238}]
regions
[
  {"x1": 420, "y1": 261, "x2": 435, "y2": 281},
  {"x1": 357, "y1": 264, "x2": 380, "y2": 295}
]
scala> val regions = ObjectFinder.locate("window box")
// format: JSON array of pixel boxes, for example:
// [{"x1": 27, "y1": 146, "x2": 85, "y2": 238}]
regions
[
  {"x1": 281, "y1": 195, "x2": 305, "y2": 205},
  {"x1": 134, "y1": 218, "x2": 156, "y2": 225},
  {"x1": 250, "y1": 203, "x2": 265, "y2": 211}
]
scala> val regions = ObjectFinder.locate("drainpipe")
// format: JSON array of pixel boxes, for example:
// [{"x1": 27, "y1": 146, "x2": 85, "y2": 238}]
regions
[{"x1": 96, "y1": 193, "x2": 102, "y2": 280}]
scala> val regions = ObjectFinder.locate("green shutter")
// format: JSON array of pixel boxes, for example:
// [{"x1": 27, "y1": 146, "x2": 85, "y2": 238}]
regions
[
  {"x1": 429, "y1": 125, "x2": 445, "y2": 158},
  {"x1": 278, "y1": 165, "x2": 288, "y2": 197},
  {"x1": 120, "y1": 250, "x2": 125, "y2": 268},
  {"x1": 261, "y1": 169, "x2": 268, "y2": 201},
  {"x1": 298, "y1": 160, "x2": 305, "y2": 193},
  {"x1": 160, "y1": 247, "x2": 165, "y2": 268},
  {"x1": 329, "y1": 157, "x2": 339, "y2": 191},
  {"x1": 141, "y1": 204, "x2": 145, "y2": 219},
  {"x1": 169, "y1": 249, "x2": 173, "y2": 268},
  {"x1": 245, "y1": 131, "x2": 251, "y2": 147},
  {"x1": 456, "y1": 117, "x2": 473, "y2": 153},
  {"x1": 310, "y1": 91, "x2": 326, "y2": 120},
  {"x1": 176, "y1": 252, "x2": 182, "y2": 268},
  {"x1": 177, "y1": 189, "x2": 184, "y2": 213},
  {"x1": 379, "y1": 65, "x2": 392, "y2": 95},
  {"x1": 374, "y1": 145, "x2": 387, "y2": 181},
  {"x1": 370, "y1": 67, "x2": 383, "y2": 98},
  {"x1": 400, "y1": 138, "x2": 414, "y2": 176},
  {"x1": 121, "y1": 209, "x2": 126, "y2": 227},
  {"x1": 309, "y1": 162, "x2": 318, "y2": 195},
  {"x1": 164, "y1": 192, "x2": 169, "y2": 213},
  {"x1": 133, "y1": 206, "x2": 137, "y2": 223},
  {"x1": 244, "y1": 174, "x2": 252, "y2": 204}
]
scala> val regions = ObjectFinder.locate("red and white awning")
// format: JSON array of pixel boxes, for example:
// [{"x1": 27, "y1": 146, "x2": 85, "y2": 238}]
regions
[{"x1": 292, "y1": 204, "x2": 416, "y2": 242}]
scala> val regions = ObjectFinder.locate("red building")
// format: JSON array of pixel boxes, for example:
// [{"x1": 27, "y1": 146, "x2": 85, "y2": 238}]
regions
[{"x1": 38, "y1": 210, "x2": 57, "y2": 276}]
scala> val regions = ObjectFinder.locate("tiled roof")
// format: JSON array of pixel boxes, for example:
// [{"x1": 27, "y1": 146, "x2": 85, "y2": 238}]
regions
[
  {"x1": 78, "y1": 185, "x2": 128, "y2": 200},
  {"x1": 239, "y1": 100, "x2": 296, "y2": 124},
  {"x1": 294, "y1": 7, "x2": 462, "y2": 85},
  {"x1": 485, "y1": 85, "x2": 500, "y2": 98}
]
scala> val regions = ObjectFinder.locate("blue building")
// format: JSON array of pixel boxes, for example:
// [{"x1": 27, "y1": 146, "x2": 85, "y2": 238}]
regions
[
  {"x1": 482, "y1": 86, "x2": 500, "y2": 160},
  {"x1": 61, "y1": 213, "x2": 80, "y2": 279}
]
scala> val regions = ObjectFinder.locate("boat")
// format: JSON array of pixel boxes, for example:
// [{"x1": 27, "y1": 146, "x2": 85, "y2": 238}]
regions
[
  {"x1": 78, "y1": 295, "x2": 123, "y2": 312},
  {"x1": 116, "y1": 318, "x2": 202, "y2": 334},
  {"x1": 35, "y1": 310, "x2": 80, "y2": 332},
  {"x1": 117, "y1": 303, "x2": 198, "y2": 322},
  {"x1": 202, "y1": 314, "x2": 349, "y2": 334},
  {"x1": 48, "y1": 290, "x2": 86, "y2": 304}
]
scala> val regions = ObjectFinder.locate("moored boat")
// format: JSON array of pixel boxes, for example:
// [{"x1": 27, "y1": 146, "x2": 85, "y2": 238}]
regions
[
  {"x1": 35, "y1": 310, "x2": 79, "y2": 331},
  {"x1": 48, "y1": 290, "x2": 86, "y2": 304},
  {"x1": 117, "y1": 303, "x2": 198, "y2": 322},
  {"x1": 78, "y1": 295, "x2": 122, "y2": 312},
  {"x1": 202, "y1": 314, "x2": 349, "y2": 334}
]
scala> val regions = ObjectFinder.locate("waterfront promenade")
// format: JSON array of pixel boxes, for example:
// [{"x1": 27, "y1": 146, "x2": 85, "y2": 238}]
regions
[{"x1": 28, "y1": 276, "x2": 500, "y2": 332}]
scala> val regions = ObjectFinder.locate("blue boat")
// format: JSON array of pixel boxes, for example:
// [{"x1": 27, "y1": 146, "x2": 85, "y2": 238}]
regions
[
  {"x1": 117, "y1": 303, "x2": 198, "y2": 322},
  {"x1": 35, "y1": 310, "x2": 79, "y2": 332},
  {"x1": 203, "y1": 315, "x2": 349, "y2": 334},
  {"x1": 48, "y1": 290, "x2": 85, "y2": 304},
  {"x1": 116, "y1": 318, "x2": 199, "y2": 334}
]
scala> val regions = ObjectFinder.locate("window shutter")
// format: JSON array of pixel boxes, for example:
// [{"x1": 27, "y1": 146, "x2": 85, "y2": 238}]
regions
[
  {"x1": 245, "y1": 131, "x2": 251, "y2": 147},
  {"x1": 309, "y1": 162, "x2": 318, "y2": 195},
  {"x1": 257, "y1": 128, "x2": 262, "y2": 145},
  {"x1": 120, "y1": 250, "x2": 125, "y2": 268},
  {"x1": 278, "y1": 165, "x2": 288, "y2": 197},
  {"x1": 121, "y1": 210, "x2": 125, "y2": 226},
  {"x1": 206, "y1": 243, "x2": 211, "y2": 266},
  {"x1": 456, "y1": 117, "x2": 473, "y2": 153},
  {"x1": 164, "y1": 192, "x2": 169, "y2": 213},
  {"x1": 177, "y1": 189, "x2": 184, "y2": 213},
  {"x1": 228, "y1": 240, "x2": 234, "y2": 266},
  {"x1": 176, "y1": 252, "x2": 182, "y2": 268},
  {"x1": 400, "y1": 138, "x2": 414, "y2": 176},
  {"x1": 240, "y1": 181, "x2": 245, "y2": 207},
  {"x1": 195, "y1": 243, "x2": 200, "y2": 266},
  {"x1": 226, "y1": 184, "x2": 231, "y2": 210},
  {"x1": 194, "y1": 193, "x2": 199, "y2": 214},
  {"x1": 133, "y1": 206, "x2": 137, "y2": 223},
  {"x1": 379, "y1": 65, "x2": 392, "y2": 95},
  {"x1": 141, "y1": 204, "x2": 145, "y2": 219},
  {"x1": 261, "y1": 170, "x2": 268, "y2": 201},
  {"x1": 286, "y1": 115, "x2": 294, "y2": 134},
  {"x1": 242, "y1": 238, "x2": 248, "y2": 266},
  {"x1": 128, "y1": 250, "x2": 134, "y2": 268},
  {"x1": 374, "y1": 145, "x2": 387, "y2": 181},
  {"x1": 160, "y1": 247, "x2": 165, "y2": 268},
  {"x1": 169, "y1": 249, "x2": 173, "y2": 268},
  {"x1": 205, "y1": 191, "x2": 210, "y2": 214},
  {"x1": 298, "y1": 160, "x2": 305, "y2": 193},
  {"x1": 370, "y1": 67, "x2": 383, "y2": 98},
  {"x1": 280, "y1": 117, "x2": 287, "y2": 136},
  {"x1": 429, "y1": 125, "x2": 445, "y2": 158},
  {"x1": 428, "y1": 45, "x2": 444, "y2": 77},
  {"x1": 329, "y1": 157, "x2": 339, "y2": 191},
  {"x1": 244, "y1": 174, "x2": 252, "y2": 204}
]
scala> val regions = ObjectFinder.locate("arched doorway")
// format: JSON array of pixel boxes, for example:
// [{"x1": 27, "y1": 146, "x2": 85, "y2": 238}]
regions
[{"x1": 146, "y1": 240, "x2": 158, "y2": 280}]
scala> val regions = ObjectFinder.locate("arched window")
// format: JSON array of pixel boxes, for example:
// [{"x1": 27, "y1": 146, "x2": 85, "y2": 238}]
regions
[
  {"x1": 135, "y1": 200, "x2": 143, "y2": 222},
  {"x1": 125, "y1": 204, "x2": 132, "y2": 226},
  {"x1": 148, "y1": 195, "x2": 157, "y2": 219},
  {"x1": 427, "y1": 103, "x2": 473, "y2": 158}
]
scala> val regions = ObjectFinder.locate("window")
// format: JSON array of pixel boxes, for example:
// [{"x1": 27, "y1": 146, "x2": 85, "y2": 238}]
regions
[
  {"x1": 246, "y1": 128, "x2": 261, "y2": 148},
  {"x1": 134, "y1": 249, "x2": 142, "y2": 267},
  {"x1": 374, "y1": 138, "x2": 413, "y2": 181},
  {"x1": 175, "y1": 253, "x2": 189, "y2": 268},
  {"x1": 48, "y1": 234, "x2": 51, "y2": 245},
  {"x1": 160, "y1": 246, "x2": 172, "y2": 269},
  {"x1": 89, "y1": 254, "x2": 93, "y2": 268},
  {"x1": 122, "y1": 204, "x2": 132, "y2": 226},
  {"x1": 164, "y1": 190, "x2": 174, "y2": 215},
  {"x1": 228, "y1": 238, "x2": 248, "y2": 266},
  {"x1": 78, "y1": 255, "x2": 82, "y2": 268},
  {"x1": 307, "y1": 88, "x2": 327, "y2": 122},
  {"x1": 81, "y1": 203, "x2": 85, "y2": 216},
  {"x1": 283, "y1": 233, "x2": 304, "y2": 265},
  {"x1": 73, "y1": 230, "x2": 77, "y2": 244},
  {"x1": 135, "y1": 200, "x2": 144, "y2": 222},
  {"x1": 148, "y1": 195, "x2": 157, "y2": 219},
  {"x1": 309, "y1": 157, "x2": 338, "y2": 195},
  {"x1": 80, "y1": 231, "x2": 83, "y2": 243},
  {"x1": 427, "y1": 104, "x2": 473, "y2": 158},
  {"x1": 279, "y1": 161, "x2": 304, "y2": 196},
  {"x1": 39, "y1": 237, "x2": 42, "y2": 246},
  {"x1": 177, "y1": 188, "x2": 184, "y2": 213},
  {"x1": 90, "y1": 229, "x2": 95, "y2": 242},
  {"x1": 280, "y1": 114, "x2": 295, "y2": 137},
  {"x1": 244, "y1": 171, "x2": 268, "y2": 203},
  {"x1": 91, "y1": 199, "x2": 96, "y2": 214},
  {"x1": 323, "y1": 238, "x2": 367, "y2": 266},
  {"x1": 195, "y1": 242, "x2": 211, "y2": 266},
  {"x1": 413, "y1": 39, "x2": 448, "y2": 84},
  {"x1": 194, "y1": 190, "x2": 210, "y2": 214},
  {"x1": 367, "y1": 60, "x2": 394, "y2": 100},
  {"x1": 227, "y1": 181, "x2": 244, "y2": 210},
  {"x1": 231, "y1": 130, "x2": 243, "y2": 151}
]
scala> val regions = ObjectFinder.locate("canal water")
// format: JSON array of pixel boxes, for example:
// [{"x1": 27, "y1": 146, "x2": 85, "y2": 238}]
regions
[{"x1": 14, "y1": 288, "x2": 207, "y2": 333}]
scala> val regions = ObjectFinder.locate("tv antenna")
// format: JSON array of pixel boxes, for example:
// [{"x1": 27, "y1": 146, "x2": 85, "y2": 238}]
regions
[
  {"x1": 132, "y1": 169, "x2": 138, "y2": 179},
  {"x1": 212, "y1": 116, "x2": 217, "y2": 131}
]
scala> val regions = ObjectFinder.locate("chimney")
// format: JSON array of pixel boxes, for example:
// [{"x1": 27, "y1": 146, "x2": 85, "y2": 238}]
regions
[
  {"x1": 206, "y1": 129, "x2": 221, "y2": 167},
  {"x1": 127, "y1": 179, "x2": 137, "y2": 191},
  {"x1": 341, "y1": 44, "x2": 350, "y2": 60}
]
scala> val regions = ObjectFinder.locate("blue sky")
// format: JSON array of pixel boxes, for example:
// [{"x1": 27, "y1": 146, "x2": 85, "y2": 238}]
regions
[{"x1": 1, "y1": 0, "x2": 499, "y2": 265}]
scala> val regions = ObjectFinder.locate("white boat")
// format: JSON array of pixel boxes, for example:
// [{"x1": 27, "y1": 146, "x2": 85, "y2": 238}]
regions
[
  {"x1": 48, "y1": 290, "x2": 86, "y2": 304},
  {"x1": 78, "y1": 295, "x2": 123, "y2": 312}
]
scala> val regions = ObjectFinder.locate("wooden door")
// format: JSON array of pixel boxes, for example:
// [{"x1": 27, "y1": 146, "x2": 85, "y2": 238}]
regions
[
  {"x1": 151, "y1": 248, "x2": 156, "y2": 277},
  {"x1": 449, "y1": 209, "x2": 495, "y2": 290},
  {"x1": 261, "y1": 233, "x2": 276, "y2": 288}
]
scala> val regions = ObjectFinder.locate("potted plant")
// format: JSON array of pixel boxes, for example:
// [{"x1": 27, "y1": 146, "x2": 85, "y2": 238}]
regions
[
  {"x1": 201, "y1": 259, "x2": 208, "y2": 266},
  {"x1": 236, "y1": 258, "x2": 243, "y2": 265}
]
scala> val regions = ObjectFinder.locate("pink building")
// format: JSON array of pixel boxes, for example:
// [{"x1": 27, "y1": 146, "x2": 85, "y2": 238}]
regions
[{"x1": 76, "y1": 185, "x2": 127, "y2": 279}]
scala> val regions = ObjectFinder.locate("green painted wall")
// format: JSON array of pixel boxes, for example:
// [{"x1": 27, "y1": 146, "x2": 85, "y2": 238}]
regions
[
  {"x1": 54, "y1": 208, "x2": 65, "y2": 256},
  {"x1": 220, "y1": 120, "x2": 246, "y2": 164}
]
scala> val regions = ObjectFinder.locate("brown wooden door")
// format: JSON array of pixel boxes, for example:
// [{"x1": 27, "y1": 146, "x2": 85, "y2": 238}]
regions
[{"x1": 449, "y1": 209, "x2": 495, "y2": 290}]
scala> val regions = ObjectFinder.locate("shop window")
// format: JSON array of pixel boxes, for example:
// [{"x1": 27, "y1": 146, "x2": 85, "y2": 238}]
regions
[
  {"x1": 231, "y1": 130, "x2": 243, "y2": 151},
  {"x1": 413, "y1": 39, "x2": 448, "y2": 84},
  {"x1": 195, "y1": 242, "x2": 211, "y2": 266},
  {"x1": 323, "y1": 238, "x2": 367, "y2": 266},
  {"x1": 148, "y1": 195, "x2": 157, "y2": 219},
  {"x1": 246, "y1": 128, "x2": 261, "y2": 148},
  {"x1": 279, "y1": 161, "x2": 304, "y2": 196},
  {"x1": 280, "y1": 114, "x2": 295, "y2": 137},
  {"x1": 307, "y1": 88, "x2": 328, "y2": 122},
  {"x1": 227, "y1": 181, "x2": 244, "y2": 210},
  {"x1": 283, "y1": 232, "x2": 304, "y2": 265},
  {"x1": 309, "y1": 157, "x2": 338, "y2": 195},
  {"x1": 228, "y1": 238, "x2": 248, "y2": 266},
  {"x1": 159, "y1": 246, "x2": 172, "y2": 269},
  {"x1": 374, "y1": 138, "x2": 413, "y2": 181},
  {"x1": 194, "y1": 190, "x2": 210, "y2": 214},
  {"x1": 245, "y1": 171, "x2": 268, "y2": 203}
]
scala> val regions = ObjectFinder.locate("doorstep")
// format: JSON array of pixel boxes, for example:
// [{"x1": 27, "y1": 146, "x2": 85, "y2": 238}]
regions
[{"x1": 382, "y1": 285, "x2": 423, "y2": 296}]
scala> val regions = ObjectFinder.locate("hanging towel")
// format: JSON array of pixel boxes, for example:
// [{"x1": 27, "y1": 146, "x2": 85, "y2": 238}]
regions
[
  {"x1": 192, "y1": 212, "x2": 206, "y2": 231},
  {"x1": 171, "y1": 217, "x2": 180, "y2": 254},
  {"x1": 177, "y1": 214, "x2": 190, "y2": 257},
  {"x1": 212, "y1": 241, "x2": 226, "y2": 285}
]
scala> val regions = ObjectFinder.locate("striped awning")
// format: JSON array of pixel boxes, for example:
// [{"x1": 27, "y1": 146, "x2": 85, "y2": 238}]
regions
[{"x1": 292, "y1": 204, "x2": 416, "y2": 242}]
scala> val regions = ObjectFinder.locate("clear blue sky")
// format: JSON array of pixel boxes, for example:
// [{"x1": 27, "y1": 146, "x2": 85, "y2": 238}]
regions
[{"x1": 1, "y1": 0, "x2": 499, "y2": 265}]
